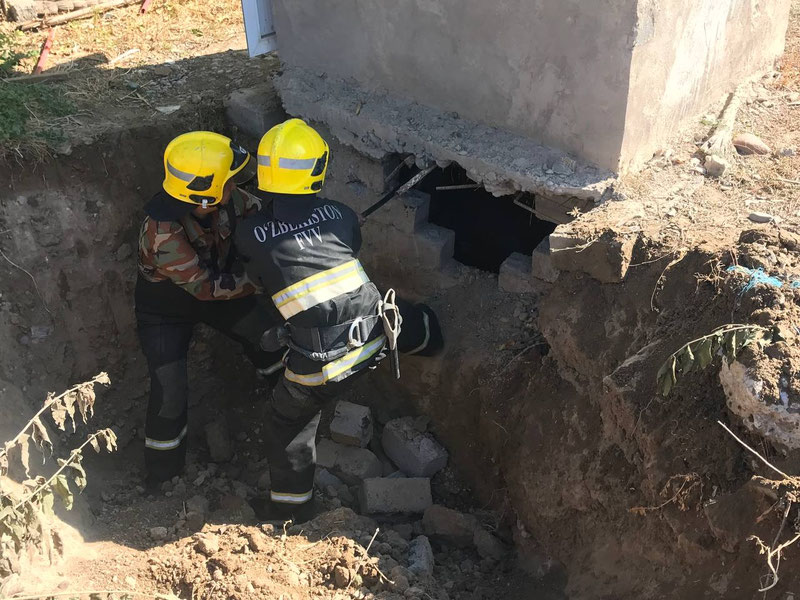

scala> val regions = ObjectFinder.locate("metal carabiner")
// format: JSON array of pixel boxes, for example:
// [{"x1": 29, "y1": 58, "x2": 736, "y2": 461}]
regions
[{"x1": 348, "y1": 317, "x2": 365, "y2": 349}]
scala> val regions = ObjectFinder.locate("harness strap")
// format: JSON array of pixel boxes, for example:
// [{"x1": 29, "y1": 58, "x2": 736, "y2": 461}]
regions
[{"x1": 289, "y1": 315, "x2": 380, "y2": 352}]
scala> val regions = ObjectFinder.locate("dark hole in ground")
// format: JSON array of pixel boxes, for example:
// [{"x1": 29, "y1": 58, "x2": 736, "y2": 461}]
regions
[{"x1": 417, "y1": 165, "x2": 556, "y2": 273}]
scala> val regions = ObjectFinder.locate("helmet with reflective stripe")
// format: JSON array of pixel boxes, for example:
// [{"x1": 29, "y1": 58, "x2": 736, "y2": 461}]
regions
[
  {"x1": 257, "y1": 119, "x2": 329, "y2": 195},
  {"x1": 162, "y1": 131, "x2": 252, "y2": 208}
]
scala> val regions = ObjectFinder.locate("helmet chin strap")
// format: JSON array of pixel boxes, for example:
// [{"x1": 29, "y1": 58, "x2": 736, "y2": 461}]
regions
[{"x1": 202, "y1": 199, "x2": 209, "y2": 209}]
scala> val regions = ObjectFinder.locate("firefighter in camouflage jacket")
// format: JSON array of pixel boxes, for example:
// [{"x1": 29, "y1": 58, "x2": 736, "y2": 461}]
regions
[{"x1": 135, "y1": 131, "x2": 283, "y2": 486}]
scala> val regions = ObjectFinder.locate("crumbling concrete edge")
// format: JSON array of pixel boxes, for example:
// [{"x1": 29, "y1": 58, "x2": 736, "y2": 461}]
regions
[{"x1": 274, "y1": 66, "x2": 617, "y2": 202}]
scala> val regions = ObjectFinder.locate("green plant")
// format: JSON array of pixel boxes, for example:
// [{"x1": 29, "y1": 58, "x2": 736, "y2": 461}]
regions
[
  {"x1": 0, "y1": 31, "x2": 34, "y2": 76},
  {"x1": 0, "y1": 373, "x2": 116, "y2": 569},
  {"x1": 0, "y1": 82, "x2": 74, "y2": 146},
  {"x1": 656, "y1": 324, "x2": 779, "y2": 397}
]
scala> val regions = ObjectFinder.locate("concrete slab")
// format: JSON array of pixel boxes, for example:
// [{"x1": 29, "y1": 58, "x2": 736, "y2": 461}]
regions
[{"x1": 275, "y1": 67, "x2": 615, "y2": 200}]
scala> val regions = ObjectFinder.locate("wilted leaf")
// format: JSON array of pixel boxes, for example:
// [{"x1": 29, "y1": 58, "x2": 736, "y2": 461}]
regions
[
  {"x1": 722, "y1": 330, "x2": 738, "y2": 363},
  {"x1": 657, "y1": 356, "x2": 678, "y2": 397},
  {"x1": 30, "y1": 417, "x2": 53, "y2": 457},
  {"x1": 50, "y1": 391, "x2": 78, "y2": 432},
  {"x1": 39, "y1": 487, "x2": 55, "y2": 516},
  {"x1": 97, "y1": 429, "x2": 118, "y2": 453},
  {"x1": 69, "y1": 455, "x2": 87, "y2": 491},
  {"x1": 16, "y1": 433, "x2": 31, "y2": 477},
  {"x1": 52, "y1": 474, "x2": 73, "y2": 511},
  {"x1": 89, "y1": 436, "x2": 101, "y2": 454},
  {"x1": 95, "y1": 372, "x2": 111, "y2": 386},
  {"x1": 0, "y1": 451, "x2": 7, "y2": 477},
  {"x1": 75, "y1": 387, "x2": 96, "y2": 424},
  {"x1": 695, "y1": 337, "x2": 715, "y2": 369},
  {"x1": 677, "y1": 345, "x2": 695, "y2": 375}
]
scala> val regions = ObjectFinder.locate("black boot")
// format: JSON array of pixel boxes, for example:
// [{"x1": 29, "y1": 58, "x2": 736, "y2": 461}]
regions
[
  {"x1": 250, "y1": 496, "x2": 320, "y2": 523},
  {"x1": 410, "y1": 304, "x2": 444, "y2": 356}
]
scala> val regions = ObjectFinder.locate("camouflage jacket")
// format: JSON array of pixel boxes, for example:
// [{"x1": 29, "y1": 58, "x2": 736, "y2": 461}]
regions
[{"x1": 138, "y1": 188, "x2": 262, "y2": 301}]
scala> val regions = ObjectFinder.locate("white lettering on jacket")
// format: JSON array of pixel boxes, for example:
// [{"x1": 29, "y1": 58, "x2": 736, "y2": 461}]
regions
[{"x1": 253, "y1": 204, "x2": 345, "y2": 250}]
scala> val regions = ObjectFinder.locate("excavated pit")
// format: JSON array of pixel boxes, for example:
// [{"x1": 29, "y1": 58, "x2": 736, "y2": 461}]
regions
[
  {"x1": 419, "y1": 166, "x2": 556, "y2": 273},
  {"x1": 3, "y1": 115, "x2": 800, "y2": 600}
]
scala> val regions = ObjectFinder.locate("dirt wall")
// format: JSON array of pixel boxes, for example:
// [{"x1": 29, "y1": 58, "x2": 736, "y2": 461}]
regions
[{"x1": 374, "y1": 228, "x2": 800, "y2": 598}]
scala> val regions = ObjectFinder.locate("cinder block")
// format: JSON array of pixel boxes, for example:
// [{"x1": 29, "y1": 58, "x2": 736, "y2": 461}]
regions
[
  {"x1": 412, "y1": 224, "x2": 456, "y2": 270},
  {"x1": 370, "y1": 190, "x2": 431, "y2": 234},
  {"x1": 498, "y1": 252, "x2": 534, "y2": 294},
  {"x1": 330, "y1": 401, "x2": 373, "y2": 447},
  {"x1": 359, "y1": 477, "x2": 432, "y2": 514},
  {"x1": 381, "y1": 417, "x2": 448, "y2": 477},
  {"x1": 316, "y1": 438, "x2": 382, "y2": 484},
  {"x1": 224, "y1": 84, "x2": 287, "y2": 142},
  {"x1": 531, "y1": 237, "x2": 559, "y2": 283}
]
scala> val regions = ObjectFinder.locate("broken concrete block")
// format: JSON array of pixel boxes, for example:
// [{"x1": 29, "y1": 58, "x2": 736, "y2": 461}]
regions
[
  {"x1": 498, "y1": 252, "x2": 534, "y2": 294},
  {"x1": 359, "y1": 478, "x2": 432, "y2": 514},
  {"x1": 549, "y1": 229, "x2": 636, "y2": 284},
  {"x1": 330, "y1": 401, "x2": 373, "y2": 447},
  {"x1": 381, "y1": 417, "x2": 448, "y2": 477},
  {"x1": 371, "y1": 190, "x2": 431, "y2": 234},
  {"x1": 224, "y1": 84, "x2": 286, "y2": 142},
  {"x1": 473, "y1": 528, "x2": 507, "y2": 560},
  {"x1": 204, "y1": 421, "x2": 233, "y2": 462},
  {"x1": 316, "y1": 438, "x2": 382, "y2": 484},
  {"x1": 407, "y1": 535, "x2": 435, "y2": 577},
  {"x1": 531, "y1": 237, "x2": 559, "y2": 283},
  {"x1": 422, "y1": 505, "x2": 480, "y2": 546}
]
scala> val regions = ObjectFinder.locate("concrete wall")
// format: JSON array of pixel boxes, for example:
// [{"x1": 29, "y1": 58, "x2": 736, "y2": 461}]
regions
[
  {"x1": 621, "y1": 0, "x2": 791, "y2": 171},
  {"x1": 272, "y1": 0, "x2": 790, "y2": 173},
  {"x1": 272, "y1": 0, "x2": 638, "y2": 171}
]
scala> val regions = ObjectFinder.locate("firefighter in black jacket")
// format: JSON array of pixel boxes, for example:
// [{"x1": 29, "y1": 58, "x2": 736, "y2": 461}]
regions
[{"x1": 235, "y1": 119, "x2": 443, "y2": 521}]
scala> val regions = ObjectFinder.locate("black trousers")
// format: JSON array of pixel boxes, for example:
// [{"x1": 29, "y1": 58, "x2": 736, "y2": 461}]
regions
[
  {"x1": 266, "y1": 299, "x2": 442, "y2": 504},
  {"x1": 135, "y1": 277, "x2": 283, "y2": 482}
]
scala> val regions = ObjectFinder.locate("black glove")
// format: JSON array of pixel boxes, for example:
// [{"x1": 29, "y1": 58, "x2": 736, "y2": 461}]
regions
[{"x1": 260, "y1": 325, "x2": 289, "y2": 352}]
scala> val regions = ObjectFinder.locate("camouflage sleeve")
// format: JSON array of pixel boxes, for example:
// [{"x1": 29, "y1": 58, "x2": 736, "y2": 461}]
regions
[{"x1": 141, "y1": 219, "x2": 255, "y2": 301}]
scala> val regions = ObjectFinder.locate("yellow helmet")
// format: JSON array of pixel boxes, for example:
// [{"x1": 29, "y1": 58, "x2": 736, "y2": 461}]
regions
[
  {"x1": 257, "y1": 119, "x2": 329, "y2": 195},
  {"x1": 162, "y1": 131, "x2": 252, "y2": 208}
]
